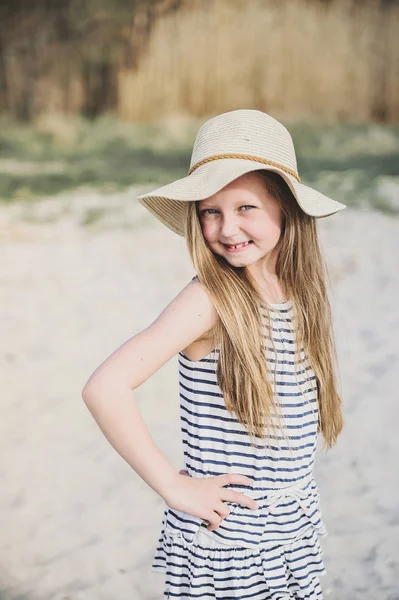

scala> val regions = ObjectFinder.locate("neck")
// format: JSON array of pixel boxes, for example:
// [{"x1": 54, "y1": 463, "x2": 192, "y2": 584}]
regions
[{"x1": 247, "y1": 268, "x2": 287, "y2": 304}]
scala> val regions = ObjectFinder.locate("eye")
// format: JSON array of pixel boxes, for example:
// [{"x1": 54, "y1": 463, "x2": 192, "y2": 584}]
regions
[{"x1": 200, "y1": 205, "x2": 255, "y2": 216}]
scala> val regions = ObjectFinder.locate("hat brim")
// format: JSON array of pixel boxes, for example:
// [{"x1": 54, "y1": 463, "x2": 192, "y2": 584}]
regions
[{"x1": 137, "y1": 159, "x2": 346, "y2": 236}]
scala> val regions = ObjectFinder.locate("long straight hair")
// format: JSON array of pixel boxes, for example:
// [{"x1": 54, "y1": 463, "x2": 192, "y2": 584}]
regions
[{"x1": 184, "y1": 169, "x2": 343, "y2": 450}]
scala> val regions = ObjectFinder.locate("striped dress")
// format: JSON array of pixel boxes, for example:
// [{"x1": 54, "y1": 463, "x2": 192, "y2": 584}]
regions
[{"x1": 152, "y1": 289, "x2": 328, "y2": 599}]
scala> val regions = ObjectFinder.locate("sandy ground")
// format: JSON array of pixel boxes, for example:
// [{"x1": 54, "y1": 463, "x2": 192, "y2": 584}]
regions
[{"x1": 0, "y1": 188, "x2": 398, "y2": 600}]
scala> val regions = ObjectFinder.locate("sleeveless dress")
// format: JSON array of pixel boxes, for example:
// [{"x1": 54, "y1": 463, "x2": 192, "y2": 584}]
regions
[{"x1": 152, "y1": 285, "x2": 328, "y2": 599}]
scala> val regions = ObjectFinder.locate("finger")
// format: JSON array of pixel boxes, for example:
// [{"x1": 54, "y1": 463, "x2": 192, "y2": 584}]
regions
[
  {"x1": 207, "y1": 512, "x2": 224, "y2": 532},
  {"x1": 216, "y1": 473, "x2": 254, "y2": 488},
  {"x1": 215, "y1": 502, "x2": 231, "y2": 519},
  {"x1": 220, "y1": 489, "x2": 259, "y2": 510},
  {"x1": 206, "y1": 503, "x2": 232, "y2": 532}
]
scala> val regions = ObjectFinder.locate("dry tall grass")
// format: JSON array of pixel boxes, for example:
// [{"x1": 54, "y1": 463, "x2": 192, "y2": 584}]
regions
[
  {"x1": 1, "y1": 0, "x2": 398, "y2": 122},
  {"x1": 118, "y1": 0, "x2": 399, "y2": 122}
]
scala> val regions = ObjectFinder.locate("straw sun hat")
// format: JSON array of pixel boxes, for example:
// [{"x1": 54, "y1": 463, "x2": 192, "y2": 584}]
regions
[{"x1": 137, "y1": 109, "x2": 346, "y2": 236}]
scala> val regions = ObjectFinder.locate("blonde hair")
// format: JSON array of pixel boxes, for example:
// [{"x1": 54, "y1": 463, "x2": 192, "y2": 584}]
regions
[{"x1": 184, "y1": 169, "x2": 343, "y2": 450}]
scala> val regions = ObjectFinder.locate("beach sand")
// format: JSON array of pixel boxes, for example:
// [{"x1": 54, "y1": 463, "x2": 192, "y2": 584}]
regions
[{"x1": 0, "y1": 188, "x2": 398, "y2": 599}]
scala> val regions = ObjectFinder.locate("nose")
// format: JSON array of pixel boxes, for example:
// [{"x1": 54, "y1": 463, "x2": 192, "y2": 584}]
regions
[{"x1": 220, "y1": 214, "x2": 240, "y2": 239}]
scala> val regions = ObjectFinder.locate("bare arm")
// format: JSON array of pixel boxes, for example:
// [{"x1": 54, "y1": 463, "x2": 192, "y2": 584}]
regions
[{"x1": 81, "y1": 278, "x2": 218, "y2": 503}]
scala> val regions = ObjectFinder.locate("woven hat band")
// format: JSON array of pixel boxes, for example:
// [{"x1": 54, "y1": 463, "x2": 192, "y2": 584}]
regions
[{"x1": 188, "y1": 153, "x2": 301, "y2": 183}]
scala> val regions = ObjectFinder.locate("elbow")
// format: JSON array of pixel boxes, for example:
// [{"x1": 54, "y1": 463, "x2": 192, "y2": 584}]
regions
[
  {"x1": 81, "y1": 372, "x2": 133, "y2": 407},
  {"x1": 81, "y1": 376, "x2": 124, "y2": 407},
  {"x1": 81, "y1": 380, "x2": 98, "y2": 406}
]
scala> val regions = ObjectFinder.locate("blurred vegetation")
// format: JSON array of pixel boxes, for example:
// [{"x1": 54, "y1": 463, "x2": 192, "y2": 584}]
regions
[
  {"x1": 0, "y1": 115, "x2": 398, "y2": 214},
  {"x1": 0, "y1": 0, "x2": 183, "y2": 120},
  {"x1": 0, "y1": 115, "x2": 195, "y2": 200},
  {"x1": 0, "y1": 0, "x2": 398, "y2": 123}
]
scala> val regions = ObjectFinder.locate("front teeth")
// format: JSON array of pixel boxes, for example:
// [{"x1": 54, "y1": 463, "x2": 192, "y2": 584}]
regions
[{"x1": 227, "y1": 241, "x2": 250, "y2": 249}]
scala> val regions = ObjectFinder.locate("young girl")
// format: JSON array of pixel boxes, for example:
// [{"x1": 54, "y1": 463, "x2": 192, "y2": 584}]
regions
[{"x1": 82, "y1": 109, "x2": 346, "y2": 599}]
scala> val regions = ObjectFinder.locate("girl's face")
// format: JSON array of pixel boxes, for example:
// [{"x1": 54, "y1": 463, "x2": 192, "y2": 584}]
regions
[{"x1": 197, "y1": 172, "x2": 283, "y2": 273}]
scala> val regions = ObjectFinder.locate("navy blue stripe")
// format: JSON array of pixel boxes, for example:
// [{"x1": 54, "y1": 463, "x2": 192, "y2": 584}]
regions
[
  {"x1": 183, "y1": 449, "x2": 313, "y2": 476},
  {"x1": 179, "y1": 368, "x2": 316, "y2": 389},
  {"x1": 181, "y1": 425, "x2": 316, "y2": 452},
  {"x1": 179, "y1": 357, "x2": 312, "y2": 378},
  {"x1": 263, "y1": 356, "x2": 309, "y2": 366},
  {"x1": 262, "y1": 310, "x2": 293, "y2": 317},
  {"x1": 266, "y1": 336, "x2": 296, "y2": 345},
  {"x1": 216, "y1": 506, "x2": 319, "y2": 532},
  {"x1": 180, "y1": 381, "x2": 223, "y2": 398},
  {"x1": 179, "y1": 388, "x2": 317, "y2": 417},
  {"x1": 180, "y1": 383, "x2": 317, "y2": 405},
  {"x1": 262, "y1": 345, "x2": 301, "y2": 355},
  {"x1": 165, "y1": 517, "x2": 199, "y2": 538},
  {"x1": 180, "y1": 402, "x2": 317, "y2": 430},
  {"x1": 273, "y1": 387, "x2": 317, "y2": 398},
  {"x1": 184, "y1": 461, "x2": 314, "y2": 486},
  {"x1": 181, "y1": 416, "x2": 317, "y2": 442},
  {"x1": 182, "y1": 437, "x2": 315, "y2": 463}
]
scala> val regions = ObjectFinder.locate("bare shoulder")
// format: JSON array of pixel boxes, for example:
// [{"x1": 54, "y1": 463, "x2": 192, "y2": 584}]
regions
[
  {"x1": 82, "y1": 276, "x2": 219, "y2": 395},
  {"x1": 175, "y1": 276, "x2": 219, "y2": 340}
]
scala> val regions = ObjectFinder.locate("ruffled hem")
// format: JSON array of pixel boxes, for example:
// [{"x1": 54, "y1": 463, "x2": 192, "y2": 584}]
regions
[{"x1": 152, "y1": 525, "x2": 327, "y2": 599}]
